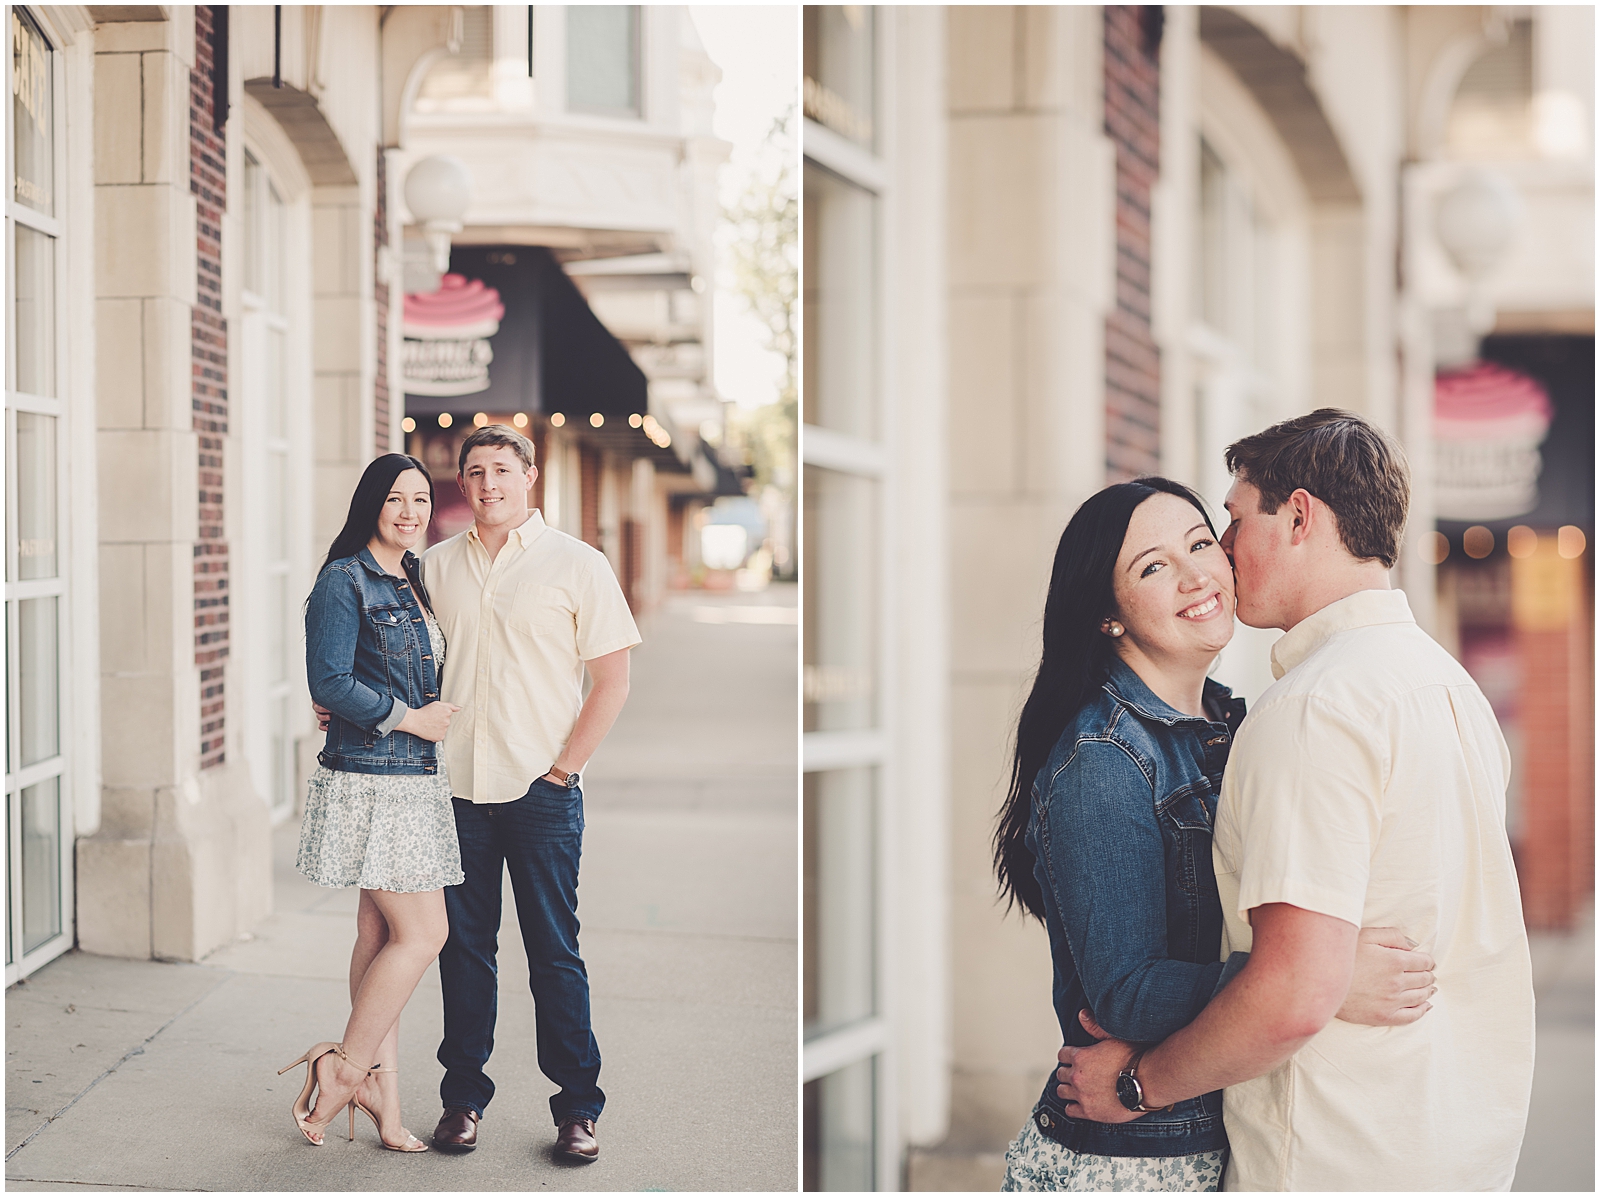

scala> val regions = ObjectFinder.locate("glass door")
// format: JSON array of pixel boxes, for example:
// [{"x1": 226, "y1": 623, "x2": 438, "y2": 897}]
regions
[{"x1": 6, "y1": 7, "x2": 73, "y2": 982}]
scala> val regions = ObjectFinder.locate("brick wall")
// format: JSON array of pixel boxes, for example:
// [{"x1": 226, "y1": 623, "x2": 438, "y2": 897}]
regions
[
  {"x1": 374, "y1": 148, "x2": 391, "y2": 452},
  {"x1": 1513, "y1": 551, "x2": 1595, "y2": 929},
  {"x1": 190, "y1": 5, "x2": 229, "y2": 769},
  {"x1": 1103, "y1": 5, "x2": 1162, "y2": 482}
]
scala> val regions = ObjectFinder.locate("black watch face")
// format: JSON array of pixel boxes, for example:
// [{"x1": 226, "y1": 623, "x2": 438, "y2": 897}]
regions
[
  {"x1": 564, "y1": 772, "x2": 580, "y2": 789},
  {"x1": 1116, "y1": 1071, "x2": 1143, "y2": 1111}
]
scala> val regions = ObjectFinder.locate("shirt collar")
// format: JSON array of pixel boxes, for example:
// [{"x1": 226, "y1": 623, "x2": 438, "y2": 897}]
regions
[
  {"x1": 1103, "y1": 655, "x2": 1227, "y2": 726},
  {"x1": 1270, "y1": 588, "x2": 1414, "y2": 680},
  {"x1": 465, "y1": 509, "x2": 548, "y2": 550}
]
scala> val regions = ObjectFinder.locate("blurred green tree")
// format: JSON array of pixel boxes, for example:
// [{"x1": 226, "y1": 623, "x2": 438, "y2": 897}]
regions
[{"x1": 722, "y1": 106, "x2": 797, "y2": 498}]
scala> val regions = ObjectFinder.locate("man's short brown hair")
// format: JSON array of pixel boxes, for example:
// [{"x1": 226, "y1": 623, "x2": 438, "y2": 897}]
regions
[
  {"x1": 1225, "y1": 408, "x2": 1410, "y2": 568},
  {"x1": 457, "y1": 423, "x2": 535, "y2": 475}
]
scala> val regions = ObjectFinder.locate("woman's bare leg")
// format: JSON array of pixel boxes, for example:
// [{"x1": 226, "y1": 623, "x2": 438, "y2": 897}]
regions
[
  {"x1": 350, "y1": 891, "x2": 404, "y2": 1137},
  {"x1": 306, "y1": 888, "x2": 448, "y2": 1134}
]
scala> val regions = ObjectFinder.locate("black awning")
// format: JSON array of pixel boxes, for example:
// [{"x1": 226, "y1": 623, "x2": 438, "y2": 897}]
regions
[{"x1": 402, "y1": 245, "x2": 648, "y2": 421}]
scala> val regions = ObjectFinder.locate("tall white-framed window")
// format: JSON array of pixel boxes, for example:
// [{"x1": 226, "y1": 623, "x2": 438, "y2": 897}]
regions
[
  {"x1": 565, "y1": 5, "x2": 641, "y2": 119},
  {"x1": 1184, "y1": 48, "x2": 1312, "y2": 702},
  {"x1": 802, "y1": 6, "x2": 894, "y2": 1191},
  {"x1": 238, "y1": 148, "x2": 299, "y2": 822},
  {"x1": 5, "y1": 5, "x2": 74, "y2": 983}
]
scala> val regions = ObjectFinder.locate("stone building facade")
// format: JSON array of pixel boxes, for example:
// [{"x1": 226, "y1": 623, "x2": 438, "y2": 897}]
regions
[{"x1": 5, "y1": 4, "x2": 730, "y2": 986}]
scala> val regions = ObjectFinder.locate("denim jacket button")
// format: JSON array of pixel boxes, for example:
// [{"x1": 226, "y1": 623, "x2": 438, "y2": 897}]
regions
[{"x1": 1039, "y1": 1113, "x2": 1051, "y2": 1129}]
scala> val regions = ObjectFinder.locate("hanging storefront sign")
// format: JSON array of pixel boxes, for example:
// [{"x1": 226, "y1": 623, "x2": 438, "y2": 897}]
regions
[
  {"x1": 1434, "y1": 360, "x2": 1553, "y2": 522},
  {"x1": 402, "y1": 273, "x2": 505, "y2": 396}
]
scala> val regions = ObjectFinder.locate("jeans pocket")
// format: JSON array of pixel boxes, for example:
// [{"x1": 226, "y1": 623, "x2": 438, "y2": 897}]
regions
[{"x1": 521, "y1": 778, "x2": 583, "y2": 832}]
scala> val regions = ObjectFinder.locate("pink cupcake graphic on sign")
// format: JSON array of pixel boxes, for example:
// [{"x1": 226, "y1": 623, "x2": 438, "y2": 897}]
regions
[
  {"x1": 402, "y1": 273, "x2": 506, "y2": 397},
  {"x1": 1434, "y1": 360, "x2": 1553, "y2": 521}
]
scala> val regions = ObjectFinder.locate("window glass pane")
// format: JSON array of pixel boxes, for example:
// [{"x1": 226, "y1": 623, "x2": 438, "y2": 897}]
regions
[
  {"x1": 21, "y1": 776, "x2": 61, "y2": 954},
  {"x1": 803, "y1": 768, "x2": 875, "y2": 1038},
  {"x1": 803, "y1": 466, "x2": 877, "y2": 732},
  {"x1": 566, "y1": 6, "x2": 639, "y2": 116},
  {"x1": 15, "y1": 412, "x2": 57, "y2": 580},
  {"x1": 266, "y1": 327, "x2": 286, "y2": 440},
  {"x1": 803, "y1": 165, "x2": 877, "y2": 441},
  {"x1": 19, "y1": 596, "x2": 59, "y2": 767},
  {"x1": 1197, "y1": 138, "x2": 1226, "y2": 333},
  {"x1": 270, "y1": 695, "x2": 289, "y2": 809},
  {"x1": 803, "y1": 1056, "x2": 876, "y2": 1192},
  {"x1": 243, "y1": 153, "x2": 260, "y2": 295},
  {"x1": 803, "y1": 6, "x2": 874, "y2": 150},
  {"x1": 265, "y1": 183, "x2": 285, "y2": 313},
  {"x1": 268, "y1": 572, "x2": 288, "y2": 683},
  {"x1": 13, "y1": 225, "x2": 57, "y2": 398},
  {"x1": 11, "y1": 10, "x2": 54, "y2": 216}
]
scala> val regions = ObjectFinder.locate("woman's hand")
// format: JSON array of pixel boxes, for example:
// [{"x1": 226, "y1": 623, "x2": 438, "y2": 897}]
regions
[
  {"x1": 1056, "y1": 1009, "x2": 1146, "y2": 1123},
  {"x1": 395, "y1": 701, "x2": 462, "y2": 743},
  {"x1": 1336, "y1": 926, "x2": 1436, "y2": 1026}
]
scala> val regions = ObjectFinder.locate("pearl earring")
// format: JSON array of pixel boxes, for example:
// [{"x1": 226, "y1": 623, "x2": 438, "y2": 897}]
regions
[{"x1": 1106, "y1": 621, "x2": 1124, "y2": 637}]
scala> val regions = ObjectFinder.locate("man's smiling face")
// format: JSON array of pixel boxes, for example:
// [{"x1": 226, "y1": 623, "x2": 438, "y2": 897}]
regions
[{"x1": 458, "y1": 444, "x2": 536, "y2": 529}]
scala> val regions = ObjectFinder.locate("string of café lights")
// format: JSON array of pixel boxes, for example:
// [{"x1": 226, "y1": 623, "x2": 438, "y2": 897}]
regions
[
  {"x1": 1420, "y1": 524, "x2": 1587, "y2": 564},
  {"x1": 400, "y1": 410, "x2": 672, "y2": 449}
]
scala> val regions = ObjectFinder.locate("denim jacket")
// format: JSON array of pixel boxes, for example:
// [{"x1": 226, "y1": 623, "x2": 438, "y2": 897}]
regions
[
  {"x1": 1024, "y1": 656, "x2": 1248, "y2": 1158},
  {"x1": 306, "y1": 547, "x2": 441, "y2": 775}
]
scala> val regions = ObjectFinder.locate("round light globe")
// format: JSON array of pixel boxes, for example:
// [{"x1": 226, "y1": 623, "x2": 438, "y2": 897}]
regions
[
  {"x1": 405, "y1": 154, "x2": 474, "y2": 226},
  {"x1": 1435, "y1": 169, "x2": 1521, "y2": 280}
]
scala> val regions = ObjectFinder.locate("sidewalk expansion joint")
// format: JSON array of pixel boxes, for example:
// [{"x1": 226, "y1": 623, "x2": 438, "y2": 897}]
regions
[{"x1": 5, "y1": 972, "x2": 234, "y2": 1163}]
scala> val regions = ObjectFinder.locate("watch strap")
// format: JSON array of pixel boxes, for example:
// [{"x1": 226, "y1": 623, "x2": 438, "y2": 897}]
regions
[{"x1": 1120, "y1": 1049, "x2": 1173, "y2": 1113}]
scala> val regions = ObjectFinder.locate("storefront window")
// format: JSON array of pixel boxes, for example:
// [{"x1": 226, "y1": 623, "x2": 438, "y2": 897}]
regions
[
  {"x1": 803, "y1": 6, "x2": 874, "y2": 150},
  {"x1": 567, "y1": 6, "x2": 640, "y2": 118},
  {"x1": 10, "y1": 10, "x2": 52, "y2": 215},
  {"x1": 6, "y1": 7, "x2": 69, "y2": 980},
  {"x1": 803, "y1": 13, "x2": 887, "y2": 1186},
  {"x1": 803, "y1": 166, "x2": 878, "y2": 442}
]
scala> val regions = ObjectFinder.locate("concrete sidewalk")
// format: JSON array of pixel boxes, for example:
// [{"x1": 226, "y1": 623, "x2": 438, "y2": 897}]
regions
[
  {"x1": 1511, "y1": 901, "x2": 1595, "y2": 1193},
  {"x1": 6, "y1": 584, "x2": 798, "y2": 1193}
]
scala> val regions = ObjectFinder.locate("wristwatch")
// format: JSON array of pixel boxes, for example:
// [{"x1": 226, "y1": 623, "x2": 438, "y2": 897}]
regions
[
  {"x1": 1116, "y1": 1050, "x2": 1172, "y2": 1113},
  {"x1": 546, "y1": 765, "x2": 581, "y2": 789}
]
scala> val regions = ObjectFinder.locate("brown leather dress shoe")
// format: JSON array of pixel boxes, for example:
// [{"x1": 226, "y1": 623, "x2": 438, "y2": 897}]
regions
[
  {"x1": 554, "y1": 1116, "x2": 598, "y2": 1162},
  {"x1": 432, "y1": 1106, "x2": 479, "y2": 1153}
]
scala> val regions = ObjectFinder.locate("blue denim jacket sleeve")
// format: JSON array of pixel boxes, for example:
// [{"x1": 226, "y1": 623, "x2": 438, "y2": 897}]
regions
[
  {"x1": 1038, "y1": 739, "x2": 1229, "y2": 1043},
  {"x1": 305, "y1": 564, "x2": 394, "y2": 732}
]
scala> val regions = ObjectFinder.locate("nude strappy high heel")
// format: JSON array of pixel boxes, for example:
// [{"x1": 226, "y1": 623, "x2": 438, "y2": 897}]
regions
[
  {"x1": 350, "y1": 1063, "x2": 429, "y2": 1152},
  {"x1": 278, "y1": 1041, "x2": 363, "y2": 1145}
]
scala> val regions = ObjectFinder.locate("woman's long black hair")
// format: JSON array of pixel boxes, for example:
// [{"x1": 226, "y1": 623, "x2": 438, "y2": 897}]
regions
[
  {"x1": 993, "y1": 477, "x2": 1218, "y2": 921},
  {"x1": 319, "y1": 452, "x2": 435, "y2": 577}
]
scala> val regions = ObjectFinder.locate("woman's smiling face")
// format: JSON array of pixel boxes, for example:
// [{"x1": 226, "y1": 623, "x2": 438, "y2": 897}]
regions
[
  {"x1": 373, "y1": 467, "x2": 432, "y2": 553},
  {"x1": 1107, "y1": 492, "x2": 1235, "y2": 666}
]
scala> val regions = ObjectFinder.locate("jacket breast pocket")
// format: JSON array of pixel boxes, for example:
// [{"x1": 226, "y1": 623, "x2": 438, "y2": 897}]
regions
[
  {"x1": 1159, "y1": 779, "x2": 1215, "y2": 898},
  {"x1": 512, "y1": 582, "x2": 575, "y2": 639},
  {"x1": 366, "y1": 605, "x2": 411, "y2": 656}
]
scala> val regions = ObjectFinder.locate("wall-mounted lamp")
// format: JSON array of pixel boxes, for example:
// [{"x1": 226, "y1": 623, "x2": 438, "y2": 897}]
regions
[{"x1": 402, "y1": 154, "x2": 475, "y2": 292}]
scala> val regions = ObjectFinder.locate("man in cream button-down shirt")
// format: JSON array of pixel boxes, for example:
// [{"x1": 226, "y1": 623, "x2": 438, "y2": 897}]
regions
[
  {"x1": 1056, "y1": 410, "x2": 1533, "y2": 1190},
  {"x1": 421, "y1": 426, "x2": 640, "y2": 1164}
]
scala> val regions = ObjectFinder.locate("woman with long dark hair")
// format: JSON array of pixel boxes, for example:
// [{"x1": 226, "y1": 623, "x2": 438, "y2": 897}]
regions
[
  {"x1": 279, "y1": 453, "x2": 462, "y2": 1152},
  {"x1": 996, "y1": 478, "x2": 1434, "y2": 1191}
]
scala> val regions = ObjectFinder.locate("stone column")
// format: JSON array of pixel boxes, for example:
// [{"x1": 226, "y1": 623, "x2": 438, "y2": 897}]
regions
[
  {"x1": 79, "y1": 11, "x2": 270, "y2": 962},
  {"x1": 944, "y1": 1, "x2": 1114, "y2": 1156}
]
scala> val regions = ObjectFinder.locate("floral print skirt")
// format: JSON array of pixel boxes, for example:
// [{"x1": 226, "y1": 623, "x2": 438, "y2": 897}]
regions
[
  {"x1": 1001, "y1": 1120, "x2": 1225, "y2": 1192},
  {"x1": 296, "y1": 764, "x2": 464, "y2": 893}
]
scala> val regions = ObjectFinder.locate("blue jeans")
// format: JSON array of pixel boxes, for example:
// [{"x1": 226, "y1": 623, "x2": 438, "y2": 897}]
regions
[{"x1": 437, "y1": 780, "x2": 604, "y2": 1124}]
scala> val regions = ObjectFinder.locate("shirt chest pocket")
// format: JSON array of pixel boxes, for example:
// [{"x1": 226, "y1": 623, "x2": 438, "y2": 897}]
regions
[
  {"x1": 366, "y1": 605, "x2": 413, "y2": 655},
  {"x1": 511, "y1": 582, "x2": 576, "y2": 640}
]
